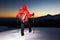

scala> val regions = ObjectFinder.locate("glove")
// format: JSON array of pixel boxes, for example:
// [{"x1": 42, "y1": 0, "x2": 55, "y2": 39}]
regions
[{"x1": 32, "y1": 12, "x2": 34, "y2": 16}]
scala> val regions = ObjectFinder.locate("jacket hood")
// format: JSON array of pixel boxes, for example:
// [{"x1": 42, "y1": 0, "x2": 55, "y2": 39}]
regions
[{"x1": 22, "y1": 4, "x2": 27, "y2": 10}]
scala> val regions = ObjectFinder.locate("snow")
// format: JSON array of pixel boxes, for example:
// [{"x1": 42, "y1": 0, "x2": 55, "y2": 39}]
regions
[
  {"x1": 0, "y1": 28, "x2": 60, "y2": 40},
  {"x1": 0, "y1": 28, "x2": 46, "y2": 40}
]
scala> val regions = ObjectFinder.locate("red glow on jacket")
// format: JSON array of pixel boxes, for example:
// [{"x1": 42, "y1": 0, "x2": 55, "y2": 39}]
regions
[{"x1": 16, "y1": 4, "x2": 33, "y2": 22}]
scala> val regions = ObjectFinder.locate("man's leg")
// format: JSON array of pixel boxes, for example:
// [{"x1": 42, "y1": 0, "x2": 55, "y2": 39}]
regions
[
  {"x1": 25, "y1": 22, "x2": 32, "y2": 32},
  {"x1": 21, "y1": 22, "x2": 24, "y2": 36},
  {"x1": 28, "y1": 23, "x2": 32, "y2": 32}
]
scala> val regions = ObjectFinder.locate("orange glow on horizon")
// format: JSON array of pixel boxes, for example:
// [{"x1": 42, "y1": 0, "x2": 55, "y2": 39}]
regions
[
  {"x1": 0, "y1": 13, "x2": 46, "y2": 18},
  {"x1": 0, "y1": 12, "x2": 60, "y2": 18}
]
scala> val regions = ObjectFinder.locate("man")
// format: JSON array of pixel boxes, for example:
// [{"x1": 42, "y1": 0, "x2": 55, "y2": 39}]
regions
[{"x1": 16, "y1": 4, "x2": 34, "y2": 36}]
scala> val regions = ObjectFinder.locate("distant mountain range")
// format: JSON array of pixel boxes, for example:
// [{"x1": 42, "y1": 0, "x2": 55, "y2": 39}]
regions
[
  {"x1": 0, "y1": 14, "x2": 60, "y2": 27},
  {"x1": 29, "y1": 14, "x2": 60, "y2": 27},
  {"x1": 30, "y1": 14, "x2": 60, "y2": 22},
  {"x1": 38, "y1": 14, "x2": 60, "y2": 20}
]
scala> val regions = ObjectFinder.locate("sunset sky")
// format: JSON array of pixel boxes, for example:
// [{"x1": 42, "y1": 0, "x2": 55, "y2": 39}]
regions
[{"x1": 0, "y1": 0, "x2": 60, "y2": 18}]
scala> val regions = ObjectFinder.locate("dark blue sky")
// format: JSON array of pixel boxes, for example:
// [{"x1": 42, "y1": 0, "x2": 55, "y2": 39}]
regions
[{"x1": 0, "y1": 0, "x2": 60, "y2": 18}]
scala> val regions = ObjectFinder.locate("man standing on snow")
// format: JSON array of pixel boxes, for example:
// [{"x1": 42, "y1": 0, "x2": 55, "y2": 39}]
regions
[{"x1": 16, "y1": 4, "x2": 34, "y2": 36}]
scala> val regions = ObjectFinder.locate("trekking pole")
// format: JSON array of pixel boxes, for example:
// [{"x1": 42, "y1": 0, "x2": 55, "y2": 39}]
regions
[
  {"x1": 33, "y1": 13, "x2": 34, "y2": 27},
  {"x1": 17, "y1": 18, "x2": 19, "y2": 32},
  {"x1": 17, "y1": 18, "x2": 18, "y2": 32},
  {"x1": 32, "y1": 12, "x2": 34, "y2": 33}
]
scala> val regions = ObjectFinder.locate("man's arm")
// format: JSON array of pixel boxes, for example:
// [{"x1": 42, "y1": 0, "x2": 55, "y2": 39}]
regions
[
  {"x1": 16, "y1": 13, "x2": 20, "y2": 18},
  {"x1": 26, "y1": 11, "x2": 34, "y2": 17},
  {"x1": 16, "y1": 10, "x2": 20, "y2": 18}
]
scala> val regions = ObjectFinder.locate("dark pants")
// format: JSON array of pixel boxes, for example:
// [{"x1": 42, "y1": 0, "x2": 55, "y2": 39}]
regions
[{"x1": 21, "y1": 22, "x2": 32, "y2": 36}]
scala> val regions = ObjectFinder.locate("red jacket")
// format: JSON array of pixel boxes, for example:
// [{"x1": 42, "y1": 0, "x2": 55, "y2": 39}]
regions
[{"x1": 16, "y1": 4, "x2": 33, "y2": 22}]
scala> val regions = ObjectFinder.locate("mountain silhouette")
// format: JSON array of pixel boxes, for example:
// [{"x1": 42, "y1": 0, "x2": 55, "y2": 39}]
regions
[
  {"x1": 37, "y1": 14, "x2": 60, "y2": 20},
  {"x1": 0, "y1": 14, "x2": 60, "y2": 27}
]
